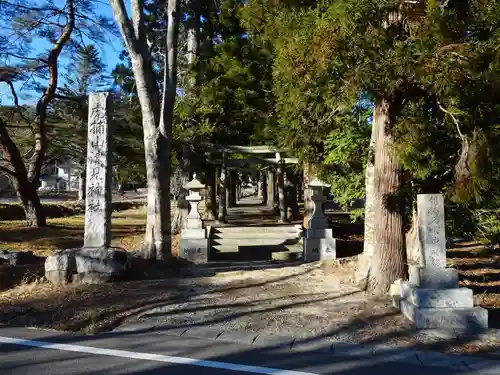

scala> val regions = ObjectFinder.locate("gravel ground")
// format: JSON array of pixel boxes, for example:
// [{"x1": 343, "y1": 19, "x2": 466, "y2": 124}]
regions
[{"x1": 2, "y1": 257, "x2": 500, "y2": 358}]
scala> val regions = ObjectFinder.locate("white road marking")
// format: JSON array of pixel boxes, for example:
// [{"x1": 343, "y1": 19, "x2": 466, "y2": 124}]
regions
[{"x1": 0, "y1": 336, "x2": 318, "y2": 375}]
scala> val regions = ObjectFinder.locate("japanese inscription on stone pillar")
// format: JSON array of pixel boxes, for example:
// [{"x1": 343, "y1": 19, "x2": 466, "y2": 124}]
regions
[
  {"x1": 84, "y1": 92, "x2": 111, "y2": 248},
  {"x1": 417, "y1": 194, "x2": 446, "y2": 269}
]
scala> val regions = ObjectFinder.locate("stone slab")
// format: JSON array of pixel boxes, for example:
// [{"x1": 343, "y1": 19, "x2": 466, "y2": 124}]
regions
[
  {"x1": 304, "y1": 237, "x2": 336, "y2": 262},
  {"x1": 409, "y1": 265, "x2": 459, "y2": 289},
  {"x1": 417, "y1": 194, "x2": 447, "y2": 269},
  {"x1": 179, "y1": 238, "x2": 209, "y2": 264},
  {"x1": 401, "y1": 281, "x2": 473, "y2": 308},
  {"x1": 400, "y1": 299, "x2": 488, "y2": 330},
  {"x1": 75, "y1": 247, "x2": 129, "y2": 275}
]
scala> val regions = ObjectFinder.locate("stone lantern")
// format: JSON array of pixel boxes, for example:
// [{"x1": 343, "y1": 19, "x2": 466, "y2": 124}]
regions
[
  {"x1": 180, "y1": 173, "x2": 210, "y2": 263},
  {"x1": 303, "y1": 178, "x2": 336, "y2": 261},
  {"x1": 184, "y1": 173, "x2": 205, "y2": 233}
]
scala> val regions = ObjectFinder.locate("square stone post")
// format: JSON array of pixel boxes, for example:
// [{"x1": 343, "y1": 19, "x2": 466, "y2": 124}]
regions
[
  {"x1": 398, "y1": 194, "x2": 487, "y2": 330},
  {"x1": 217, "y1": 153, "x2": 228, "y2": 222},
  {"x1": 84, "y1": 92, "x2": 112, "y2": 248}
]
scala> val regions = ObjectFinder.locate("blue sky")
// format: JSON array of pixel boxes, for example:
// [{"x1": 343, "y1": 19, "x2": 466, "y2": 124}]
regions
[{"x1": 0, "y1": 1, "x2": 125, "y2": 105}]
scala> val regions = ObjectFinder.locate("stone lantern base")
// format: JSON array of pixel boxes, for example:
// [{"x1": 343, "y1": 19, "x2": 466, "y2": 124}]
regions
[
  {"x1": 180, "y1": 236, "x2": 210, "y2": 264},
  {"x1": 304, "y1": 229, "x2": 336, "y2": 261}
]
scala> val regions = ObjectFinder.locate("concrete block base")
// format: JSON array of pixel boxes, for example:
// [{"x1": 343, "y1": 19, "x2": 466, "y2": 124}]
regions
[
  {"x1": 179, "y1": 238, "x2": 209, "y2": 264},
  {"x1": 409, "y1": 265, "x2": 459, "y2": 289},
  {"x1": 304, "y1": 237, "x2": 336, "y2": 261},
  {"x1": 400, "y1": 299, "x2": 488, "y2": 330},
  {"x1": 401, "y1": 281, "x2": 473, "y2": 308}
]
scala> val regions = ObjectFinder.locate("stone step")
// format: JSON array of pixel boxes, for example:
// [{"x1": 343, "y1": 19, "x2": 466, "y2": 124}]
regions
[
  {"x1": 212, "y1": 232, "x2": 299, "y2": 239},
  {"x1": 212, "y1": 238, "x2": 300, "y2": 246},
  {"x1": 401, "y1": 282, "x2": 473, "y2": 308},
  {"x1": 400, "y1": 299, "x2": 488, "y2": 330},
  {"x1": 214, "y1": 226, "x2": 298, "y2": 234},
  {"x1": 212, "y1": 244, "x2": 302, "y2": 253}
]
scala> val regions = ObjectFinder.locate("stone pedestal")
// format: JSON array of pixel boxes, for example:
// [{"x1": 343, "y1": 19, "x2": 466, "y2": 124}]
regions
[
  {"x1": 180, "y1": 174, "x2": 209, "y2": 264},
  {"x1": 398, "y1": 194, "x2": 487, "y2": 331},
  {"x1": 303, "y1": 178, "x2": 336, "y2": 261}
]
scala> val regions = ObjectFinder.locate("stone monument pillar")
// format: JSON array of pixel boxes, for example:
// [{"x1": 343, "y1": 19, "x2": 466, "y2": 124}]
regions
[
  {"x1": 303, "y1": 178, "x2": 336, "y2": 261},
  {"x1": 45, "y1": 92, "x2": 129, "y2": 285},
  {"x1": 398, "y1": 194, "x2": 488, "y2": 330},
  {"x1": 180, "y1": 174, "x2": 210, "y2": 263},
  {"x1": 84, "y1": 92, "x2": 112, "y2": 248},
  {"x1": 217, "y1": 153, "x2": 228, "y2": 222},
  {"x1": 276, "y1": 160, "x2": 287, "y2": 223}
]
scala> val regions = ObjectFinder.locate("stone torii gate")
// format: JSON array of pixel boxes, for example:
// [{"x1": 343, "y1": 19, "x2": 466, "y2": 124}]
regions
[{"x1": 202, "y1": 144, "x2": 299, "y2": 223}]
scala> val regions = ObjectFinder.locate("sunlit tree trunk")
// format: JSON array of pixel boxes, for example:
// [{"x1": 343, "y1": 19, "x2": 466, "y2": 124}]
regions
[{"x1": 366, "y1": 98, "x2": 407, "y2": 295}]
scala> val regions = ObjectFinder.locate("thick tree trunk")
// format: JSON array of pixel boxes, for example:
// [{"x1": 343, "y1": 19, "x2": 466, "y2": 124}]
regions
[
  {"x1": 171, "y1": 143, "x2": 191, "y2": 233},
  {"x1": 266, "y1": 169, "x2": 275, "y2": 209},
  {"x1": 277, "y1": 161, "x2": 287, "y2": 222},
  {"x1": 355, "y1": 114, "x2": 378, "y2": 286},
  {"x1": 302, "y1": 162, "x2": 313, "y2": 227},
  {"x1": 366, "y1": 98, "x2": 406, "y2": 295},
  {"x1": 186, "y1": 0, "x2": 200, "y2": 88},
  {"x1": 142, "y1": 118, "x2": 171, "y2": 259},
  {"x1": 204, "y1": 164, "x2": 216, "y2": 220},
  {"x1": 0, "y1": 120, "x2": 46, "y2": 227},
  {"x1": 14, "y1": 178, "x2": 46, "y2": 227}
]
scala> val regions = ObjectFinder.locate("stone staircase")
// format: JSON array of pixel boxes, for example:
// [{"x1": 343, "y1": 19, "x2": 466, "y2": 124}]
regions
[{"x1": 210, "y1": 225, "x2": 303, "y2": 261}]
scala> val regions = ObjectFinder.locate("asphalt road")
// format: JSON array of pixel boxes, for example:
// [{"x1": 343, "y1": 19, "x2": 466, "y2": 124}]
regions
[{"x1": 1, "y1": 327, "x2": 499, "y2": 375}]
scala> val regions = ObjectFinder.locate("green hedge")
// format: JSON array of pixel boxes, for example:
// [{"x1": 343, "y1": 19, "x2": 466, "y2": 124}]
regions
[{"x1": 0, "y1": 201, "x2": 145, "y2": 221}]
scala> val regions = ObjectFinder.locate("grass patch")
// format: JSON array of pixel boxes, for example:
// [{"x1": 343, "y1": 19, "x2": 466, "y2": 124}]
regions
[
  {"x1": 0, "y1": 201, "x2": 145, "y2": 221},
  {"x1": 0, "y1": 207, "x2": 148, "y2": 257}
]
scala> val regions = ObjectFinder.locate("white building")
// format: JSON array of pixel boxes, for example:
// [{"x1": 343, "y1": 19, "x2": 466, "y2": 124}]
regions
[{"x1": 39, "y1": 159, "x2": 80, "y2": 192}]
